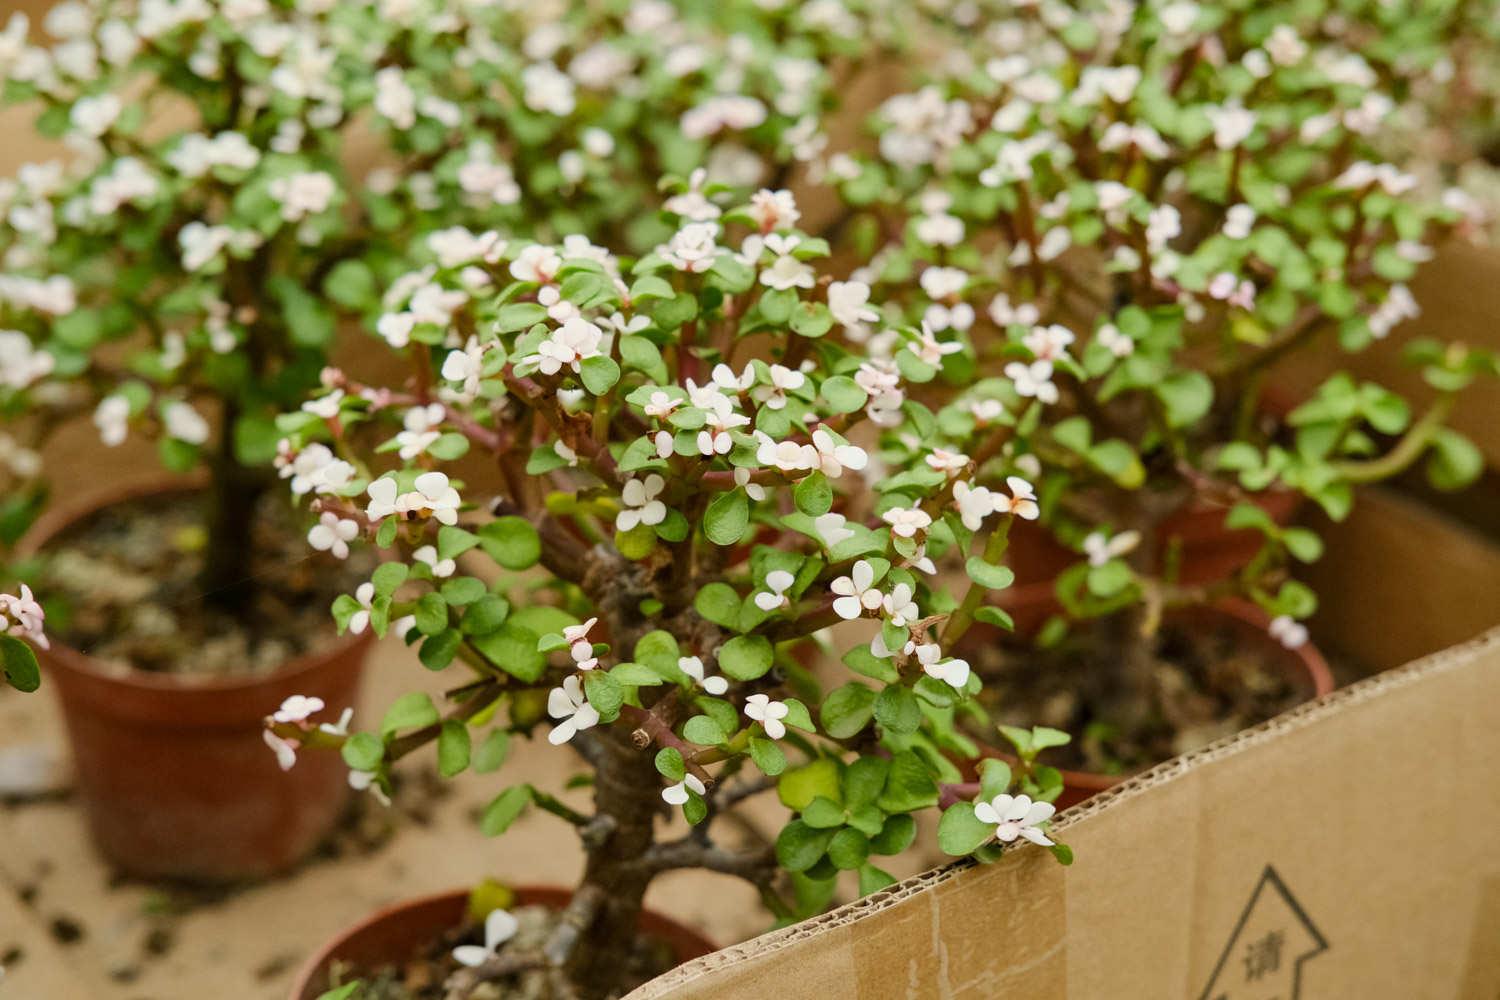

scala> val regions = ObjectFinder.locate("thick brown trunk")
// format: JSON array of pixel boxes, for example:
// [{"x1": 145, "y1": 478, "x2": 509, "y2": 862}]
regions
[
  {"x1": 199, "y1": 402, "x2": 266, "y2": 612},
  {"x1": 563, "y1": 729, "x2": 660, "y2": 999}
]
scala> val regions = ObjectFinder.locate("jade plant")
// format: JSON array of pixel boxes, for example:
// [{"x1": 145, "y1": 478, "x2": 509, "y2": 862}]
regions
[
  {"x1": 0, "y1": 0, "x2": 901, "y2": 621},
  {"x1": 266, "y1": 186, "x2": 1076, "y2": 999},
  {"x1": 818, "y1": 0, "x2": 1498, "y2": 653}
]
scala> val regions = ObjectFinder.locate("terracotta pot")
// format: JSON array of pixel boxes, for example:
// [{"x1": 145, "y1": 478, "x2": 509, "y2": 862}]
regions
[
  {"x1": 960, "y1": 584, "x2": 1335, "y2": 809},
  {"x1": 1006, "y1": 488, "x2": 1303, "y2": 588},
  {"x1": 21, "y1": 479, "x2": 372, "y2": 882},
  {"x1": 289, "y1": 887, "x2": 719, "y2": 1000}
]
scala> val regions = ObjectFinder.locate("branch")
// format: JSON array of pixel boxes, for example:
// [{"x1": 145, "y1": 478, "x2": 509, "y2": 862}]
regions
[{"x1": 636, "y1": 836, "x2": 777, "y2": 882}]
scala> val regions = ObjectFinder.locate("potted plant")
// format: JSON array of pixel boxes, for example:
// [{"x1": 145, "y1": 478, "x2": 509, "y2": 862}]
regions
[
  {"x1": 268, "y1": 186, "x2": 1079, "y2": 999},
  {"x1": 0, "y1": 0, "x2": 915, "y2": 880},
  {"x1": 813, "y1": 0, "x2": 1498, "y2": 791}
]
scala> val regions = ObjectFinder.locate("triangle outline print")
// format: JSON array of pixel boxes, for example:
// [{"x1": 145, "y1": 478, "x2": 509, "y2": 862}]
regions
[{"x1": 1198, "y1": 864, "x2": 1329, "y2": 1000}]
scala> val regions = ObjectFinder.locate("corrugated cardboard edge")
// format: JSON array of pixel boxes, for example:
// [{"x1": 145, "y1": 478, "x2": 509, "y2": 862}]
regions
[{"x1": 629, "y1": 624, "x2": 1500, "y2": 998}]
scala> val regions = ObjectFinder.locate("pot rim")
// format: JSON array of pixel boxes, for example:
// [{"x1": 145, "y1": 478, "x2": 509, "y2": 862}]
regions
[
  {"x1": 969, "y1": 586, "x2": 1335, "y2": 794},
  {"x1": 17, "y1": 472, "x2": 371, "y2": 695},
  {"x1": 288, "y1": 885, "x2": 718, "y2": 1000}
]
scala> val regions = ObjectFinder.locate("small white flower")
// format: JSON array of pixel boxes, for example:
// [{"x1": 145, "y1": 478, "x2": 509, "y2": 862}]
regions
[
  {"x1": 163, "y1": 401, "x2": 210, "y2": 445},
  {"x1": 1024, "y1": 325, "x2": 1075, "y2": 362},
  {"x1": 662, "y1": 222, "x2": 720, "y2": 273},
  {"x1": 734, "y1": 467, "x2": 766, "y2": 502},
  {"x1": 882, "y1": 583, "x2": 919, "y2": 627},
  {"x1": 347, "y1": 582, "x2": 376, "y2": 635},
  {"x1": 1005, "y1": 360, "x2": 1059, "y2": 405},
  {"x1": 263, "y1": 729, "x2": 298, "y2": 771},
  {"x1": 952, "y1": 480, "x2": 998, "y2": 531},
  {"x1": 413, "y1": 544, "x2": 456, "y2": 579},
  {"x1": 509, "y1": 244, "x2": 562, "y2": 284},
  {"x1": 744, "y1": 693, "x2": 790, "y2": 740},
  {"x1": 302, "y1": 389, "x2": 345, "y2": 419},
  {"x1": 756, "y1": 433, "x2": 818, "y2": 474},
  {"x1": 813, "y1": 512, "x2": 855, "y2": 549},
  {"x1": 754, "y1": 570, "x2": 796, "y2": 612},
  {"x1": 1095, "y1": 324, "x2": 1134, "y2": 358},
  {"x1": 662, "y1": 773, "x2": 707, "y2": 806},
  {"x1": 974, "y1": 793, "x2": 1055, "y2": 846},
  {"x1": 1223, "y1": 203, "x2": 1256, "y2": 240},
  {"x1": 995, "y1": 476, "x2": 1040, "y2": 520},
  {"x1": 268, "y1": 170, "x2": 336, "y2": 221},
  {"x1": 93, "y1": 395, "x2": 130, "y2": 447},
  {"x1": 760, "y1": 253, "x2": 815, "y2": 291},
  {"x1": 365, "y1": 478, "x2": 400, "y2": 523},
  {"x1": 272, "y1": 694, "x2": 325, "y2": 724},
  {"x1": 753, "y1": 364, "x2": 806, "y2": 411},
  {"x1": 70, "y1": 93, "x2": 121, "y2": 137},
  {"x1": 926, "y1": 657, "x2": 971, "y2": 690},
  {"x1": 308, "y1": 512, "x2": 359, "y2": 559},
  {"x1": 882, "y1": 506, "x2": 932, "y2": 539},
  {"x1": 678, "y1": 655, "x2": 729, "y2": 696},
  {"x1": 831, "y1": 560, "x2": 884, "y2": 620},
  {"x1": 1083, "y1": 530, "x2": 1141, "y2": 566},
  {"x1": 926, "y1": 448, "x2": 969, "y2": 476},
  {"x1": 748, "y1": 188, "x2": 800, "y2": 232},
  {"x1": 1269, "y1": 615, "x2": 1309, "y2": 650},
  {"x1": 564, "y1": 617, "x2": 599, "y2": 671},
  {"x1": 810, "y1": 428, "x2": 868, "y2": 479},
  {"x1": 907, "y1": 324, "x2": 964, "y2": 367},
  {"x1": 348, "y1": 767, "x2": 391, "y2": 807},
  {"x1": 452, "y1": 909, "x2": 520, "y2": 968},
  {"x1": 616, "y1": 474, "x2": 667, "y2": 531},
  {"x1": 828, "y1": 280, "x2": 879, "y2": 330},
  {"x1": 410, "y1": 472, "x2": 463, "y2": 525},
  {"x1": 1206, "y1": 104, "x2": 1256, "y2": 150},
  {"x1": 643, "y1": 390, "x2": 680, "y2": 419},
  {"x1": 547, "y1": 675, "x2": 600, "y2": 745}
]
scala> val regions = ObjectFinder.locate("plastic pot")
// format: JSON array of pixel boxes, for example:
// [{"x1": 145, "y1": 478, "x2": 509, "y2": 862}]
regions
[
  {"x1": 959, "y1": 584, "x2": 1335, "y2": 809},
  {"x1": 21, "y1": 479, "x2": 373, "y2": 882},
  {"x1": 289, "y1": 886, "x2": 719, "y2": 1000}
]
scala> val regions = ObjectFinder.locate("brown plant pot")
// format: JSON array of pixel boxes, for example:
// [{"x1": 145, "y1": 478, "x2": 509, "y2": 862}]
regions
[
  {"x1": 960, "y1": 584, "x2": 1335, "y2": 810},
  {"x1": 288, "y1": 887, "x2": 719, "y2": 1000},
  {"x1": 21, "y1": 479, "x2": 373, "y2": 882},
  {"x1": 1006, "y1": 488, "x2": 1303, "y2": 588}
]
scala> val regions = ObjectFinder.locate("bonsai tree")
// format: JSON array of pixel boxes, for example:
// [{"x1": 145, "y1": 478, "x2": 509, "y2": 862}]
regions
[
  {"x1": 814, "y1": 0, "x2": 1498, "y2": 679},
  {"x1": 267, "y1": 185, "x2": 1074, "y2": 999},
  {"x1": 0, "y1": 0, "x2": 903, "y2": 629}
]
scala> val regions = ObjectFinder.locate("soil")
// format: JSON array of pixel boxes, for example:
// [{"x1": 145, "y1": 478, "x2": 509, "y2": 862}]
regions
[
  {"x1": 35, "y1": 492, "x2": 375, "y2": 677},
  {"x1": 322, "y1": 905, "x2": 678, "y2": 1000},
  {"x1": 970, "y1": 614, "x2": 1309, "y2": 775}
]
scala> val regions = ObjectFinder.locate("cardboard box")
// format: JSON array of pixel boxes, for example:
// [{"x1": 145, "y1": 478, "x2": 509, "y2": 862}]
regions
[{"x1": 632, "y1": 489, "x2": 1500, "y2": 999}]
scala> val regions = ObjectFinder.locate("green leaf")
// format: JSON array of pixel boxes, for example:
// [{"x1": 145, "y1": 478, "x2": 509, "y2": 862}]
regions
[
  {"x1": 437, "y1": 526, "x2": 482, "y2": 561},
  {"x1": 415, "y1": 592, "x2": 449, "y2": 636},
  {"x1": 749, "y1": 736, "x2": 787, "y2": 776},
  {"x1": 978, "y1": 758, "x2": 1013, "y2": 801},
  {"x1": 694, "y1": 582, "x2": 742, "y2": 628},
  {"x1": 583, "y1": 672, "x2": 624, "y2": 722},
  {"x1": 461, "y1": 594, "x2": 510, "y2": 636},
  {"x1": 478, "y1": 517, "x2": 542, "y2": 570},
  {"x1": 778, "y1": 757, "x2": 841, "y2": 810},
  {"x1": 820, "y1": 375, "x2": 868, "y2": 414},
  {"x1": 1427, "y1": 429, "x2": 1484, "y2": 491},
  {"x1": 440, "y1": 576, "x2": 487, "y2": 606},
  {"x1": 371, "y1": 561, "x2": 409, "y2": 598},
  {"x1": 1156, "y1": 371, "x2": 1214, "y2": 428},
  {"x1": 794, "y1": 471, "x2": 833, "y2": 516},
  {"x1": 718, "y1": 635, "x2": 772, "y2": 680},
  {"x1": 938, "y1": 802, "x2": 995, "y2": 856},
  {"x1": 496, "y1": 302, "x2": 548, "y2": 332},
  {"x1": 820, "y1": 682, "x2": 876, "y2": 739},
  {"x1": 877, "y1": 751, "x2": 938, "y2": 813},
  {"x1": 682, "y1": 714, "x2": 727, "y2": 746},
  {"x1": 775, "y1": 820, "x2": 835, "y2": 873},
  {"x1": 418, "y1": 628, "x2": 462, "y2": 671},
  {"x1": 651, "y1": 292, "x2": 699, "y2": 331},
  {"x1": 315, "y1": 984, "x2": 364, "y2": 1000},
  {"x1": 469, "y1": 622, "x2": 546, "y2": 682},
  {"x1": 480, "y1": 785, "x2": 533, "y2": 836},
  {"x1": 654, "y1": 747, "x2": 686, "y2": 781},
  {"x1": 827, "y1": 827, "x2": 871, "y2": 870},
  {"x1": 381, "y1": 692, "x2": 439, "y2": 736},
  {"x1": 869, "y1": 813, "x2": 917, "y2": 855},
  {"x1": 802, "y1": 796, "x2": 845, "y2": 829},
  {"x1": 580, "y1": 355, "x2": 621, "y2": 395},
  {"x1": 324, "y1": 259, "x2": 376, "y2": 309},
  {"x1": 874, "y1": 685, "x2": 921, "y2": 734},
  {"x1": 0, "y1": 635, "x2": 40, "y2": 693},
  {"x1": 965, "y1": 557, "x2": 1015, "y2": 591},
  {"x1": 437, "y1": 720, "x2": 471, "y2": 777},
  {"x1": 341, "y1": 732, "x2": 384, "y2": 771},
  {"x1": 472, "y1": 730, "x2": 510, "y2": 773},
  {"x1": 704, "y1": 490, "x2": 749, "y2": 546}
]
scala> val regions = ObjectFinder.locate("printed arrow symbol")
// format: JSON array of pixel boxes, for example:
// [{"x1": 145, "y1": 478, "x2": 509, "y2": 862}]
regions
[{"x1": 1199, "y1": 865, "x2": 1329, "y2": 1000}]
